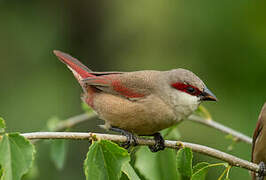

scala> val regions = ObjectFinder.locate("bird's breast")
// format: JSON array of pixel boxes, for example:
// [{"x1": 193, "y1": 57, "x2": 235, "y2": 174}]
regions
[
  {"x1": 91, "y1": 93, "x2": 177, "y2": 135},
  {"x1": 166, "y1": 90, "x2": 200, "y2": 120}
]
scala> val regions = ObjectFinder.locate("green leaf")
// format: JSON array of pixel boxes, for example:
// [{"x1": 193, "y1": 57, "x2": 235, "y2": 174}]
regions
[
  {"x1": 120, "y1": 172, "x2": 129, "y2": 180},
  {"x1": 193, "y1": 162, "x2": 209, "y2": 174},
  {"x1": 176, "y1": 147, "x2": 193, "y2": 179},
  {"x1": 0, "y1": 133, "x2": 35, "y2": 180},
  {"x1": 84, "y1": 140, "x2": 130, "y2": 180},
  {"x1": 121, "y1": 163, "x2": 141, "y2": 180},
  {"x1": 82, "y1": 102, "x2": 93, "y2": 114},
  {"x1": 23, "y1": 163, "x2": 39, "y2": 180},
  {"x1": 192, "y1": 162, "x2": 210, "y2": 180},
  {"x1": 191, "y1": 167, "x2": 209, "y2": 180},
  {"x1": 134, "y1": 147, "x2": 179, "y2": 180},
  {"x1": 0, "y1": 117, "x2": 6, "y2": 134},
  {"x1": 50, "y1": 140, "x2": 68, "y2": 170},
  {"x1": 0, "y1": 166, "x2": 3, "y2": 178},
  {"x1": 126, "y1": 147, "x2": 147, "y2": 180},
  {"x1": 192, "y1": 162, "x2": 227, "y2": 180}
]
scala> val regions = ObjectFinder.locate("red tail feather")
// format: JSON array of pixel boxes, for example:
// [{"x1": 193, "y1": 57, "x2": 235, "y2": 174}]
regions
[{"x1": 53, "y1": 50, "x2": 95, "y2": 78}]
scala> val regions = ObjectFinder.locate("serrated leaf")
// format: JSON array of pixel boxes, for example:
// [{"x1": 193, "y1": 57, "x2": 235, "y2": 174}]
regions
[
  {"x1": 82, "y1": 102, "x2": 93, "y2": 114},
  {"x1": 0, "y1": 133, "x2": 35, "y2": 180},
  {"x1": 84, "y1": 140, "x2": 130, "y2": 180},
  {"x1": 50, "y1": 140, "x2": 68, "y2": 170},
  {"x1": 122, "y1": 162, "x2": 141, "y2": 180},
  {"x1": 176, "y1": 147, "x2": 193, "y2": 179},
  {"x1": 0, "y1": 117, "x2": 6, "y2": 134}
]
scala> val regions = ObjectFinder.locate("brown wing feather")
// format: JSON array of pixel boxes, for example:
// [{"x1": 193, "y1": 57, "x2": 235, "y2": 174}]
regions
[
  {"x1": 252, "y1": 103, "x2": 266, "y2": 162},
  {"x1": 83, "y1": 74, "x2": 146, "y2": 99},
  {"x1": 83, "y1": 71, "x2": 157, "y2": 99}
]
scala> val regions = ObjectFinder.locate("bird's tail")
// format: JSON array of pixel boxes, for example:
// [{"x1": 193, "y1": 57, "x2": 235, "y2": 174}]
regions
[{"x1": 53, "y1": 50, "x2": 95, "y2": 81}]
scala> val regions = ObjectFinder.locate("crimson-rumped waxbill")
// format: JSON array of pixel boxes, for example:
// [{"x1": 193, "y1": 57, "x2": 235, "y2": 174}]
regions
[
  {"x1": 54, "y1": 50, "x2": 217, "y2": 152},
  {"x1": 252, "y1": 103, "x2": 266, "y2": 180}
]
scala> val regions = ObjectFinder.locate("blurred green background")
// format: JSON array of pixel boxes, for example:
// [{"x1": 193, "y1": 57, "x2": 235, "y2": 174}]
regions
[{"x1": 0, "y1": 0, "x2": 265, "y2": 179}]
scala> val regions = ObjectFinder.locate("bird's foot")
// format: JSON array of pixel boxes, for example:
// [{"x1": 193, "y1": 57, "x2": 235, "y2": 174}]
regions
[
  {"x1": 109, "y1": 127, "x2": 137, "y2": 149},
  {"x1": 148, "y1": 132, "x2": 165, "y2": 152},
  {"x1": 258, "y1": 162, "x2": 266, "y2": 180}
]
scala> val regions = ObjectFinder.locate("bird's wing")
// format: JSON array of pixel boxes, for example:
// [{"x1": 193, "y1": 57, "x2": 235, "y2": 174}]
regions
[
  {"x1": 82, "y1": 72, "x2": 152, "y2": 99},
  {"x1": 54, "y1": 50, "x2": 151, "y2": 99},
  {"x1": 251, "y1": 103, "x2": 266, "y2": 162},
  {"x1": 252, "y1": 119, "x2": 263, "y2": 162}
]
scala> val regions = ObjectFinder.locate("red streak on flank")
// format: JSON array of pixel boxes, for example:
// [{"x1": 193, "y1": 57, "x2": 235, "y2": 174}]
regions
[
  {"x1": 171, "y1": 82, "x2": 201, "y2": 96},
  {"x1": 112, "y1": 80, "x2": 145, "y2": 98}
]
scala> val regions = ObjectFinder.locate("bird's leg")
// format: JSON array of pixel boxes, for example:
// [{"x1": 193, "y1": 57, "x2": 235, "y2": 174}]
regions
[
  {"x1": 258, "y1": 162, "x2": 266, "y2": 180},
  {"x1": 109, "y1": 127, "x2": 138, "y2": 149},
  {"x1": 148, "y1": 132, "x2": 165, "y2": 152}
]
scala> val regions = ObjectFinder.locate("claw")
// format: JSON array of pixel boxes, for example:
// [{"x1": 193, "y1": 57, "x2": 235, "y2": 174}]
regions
[
  {"x1": 258, "y1": 162, "x2": 266, "y2": 180},
  {"x1": 121, "y1": 132, "x2": 137, "y2": 149},
  {"x1": 148, "y1": 132, "x2": 165, "y2": 152},
  {"x1": 109, "y1": 127, "x2": 138, "y2": 149}
]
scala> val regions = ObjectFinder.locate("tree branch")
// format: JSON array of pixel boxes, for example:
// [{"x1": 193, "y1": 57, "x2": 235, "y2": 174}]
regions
[
  {"x1": 21, "y1": 131, "x2": 259, "y2": 173},
  {"x1": 187, "y1": 115, "x2": 252, "y2": 144},
  {"x1": 53, "y1": 112, "x2": 252, "y2": 145}
]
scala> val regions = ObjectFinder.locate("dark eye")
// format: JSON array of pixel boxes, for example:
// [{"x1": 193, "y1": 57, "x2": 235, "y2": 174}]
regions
[{"x1": 186, "y1": 86, "x2": 196, "y2": 94}]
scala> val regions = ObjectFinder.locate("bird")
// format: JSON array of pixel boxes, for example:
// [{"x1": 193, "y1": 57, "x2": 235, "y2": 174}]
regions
[
  {"x1": 53, "y1": 50, "x2": 217, "y2": 152},
  {"x1": 252, "y1": 102, "x2": 266, "y2": 180}
]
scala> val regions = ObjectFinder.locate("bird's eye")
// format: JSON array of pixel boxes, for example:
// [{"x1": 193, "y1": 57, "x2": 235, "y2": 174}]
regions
[
  {"x1": 171, "y1": 82, "x2": 201, "y2": 96},
  {"x1": 186, "y1": 86, "x2": 196, "y2": 94}
]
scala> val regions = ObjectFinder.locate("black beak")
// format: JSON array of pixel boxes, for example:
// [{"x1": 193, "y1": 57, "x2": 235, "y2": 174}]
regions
[{"x1": 200, "y1": 87, "x2": 218, "y2": 101}]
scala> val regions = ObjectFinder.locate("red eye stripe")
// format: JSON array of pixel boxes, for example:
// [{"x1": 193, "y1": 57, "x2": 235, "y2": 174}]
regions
[{"x1": 171, "y1": 82, "x2": 202, "y2": 96}]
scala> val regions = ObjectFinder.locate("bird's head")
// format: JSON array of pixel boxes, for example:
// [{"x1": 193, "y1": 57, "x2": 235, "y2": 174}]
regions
[
  {"x1": 159, "y1": 69, "x2": 217, "y2": 119},
  {"x1": 169, "y1": 69, "x2": 217, "y2": 102}
]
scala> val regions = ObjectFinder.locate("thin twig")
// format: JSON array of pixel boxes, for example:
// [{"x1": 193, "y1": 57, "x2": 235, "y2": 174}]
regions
[
  {"x1": 53, "y1": 113, "x2": 97, "y2": 131},
  {"x1": 187, "y1": 115, "x2": 252, "y2": 144},
  {"x1": 31, "y1": 113, "x2": 97, "y2": 144},
  {"x1": 21, "y1": 131, "x2": 259, "y2": 173}
]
